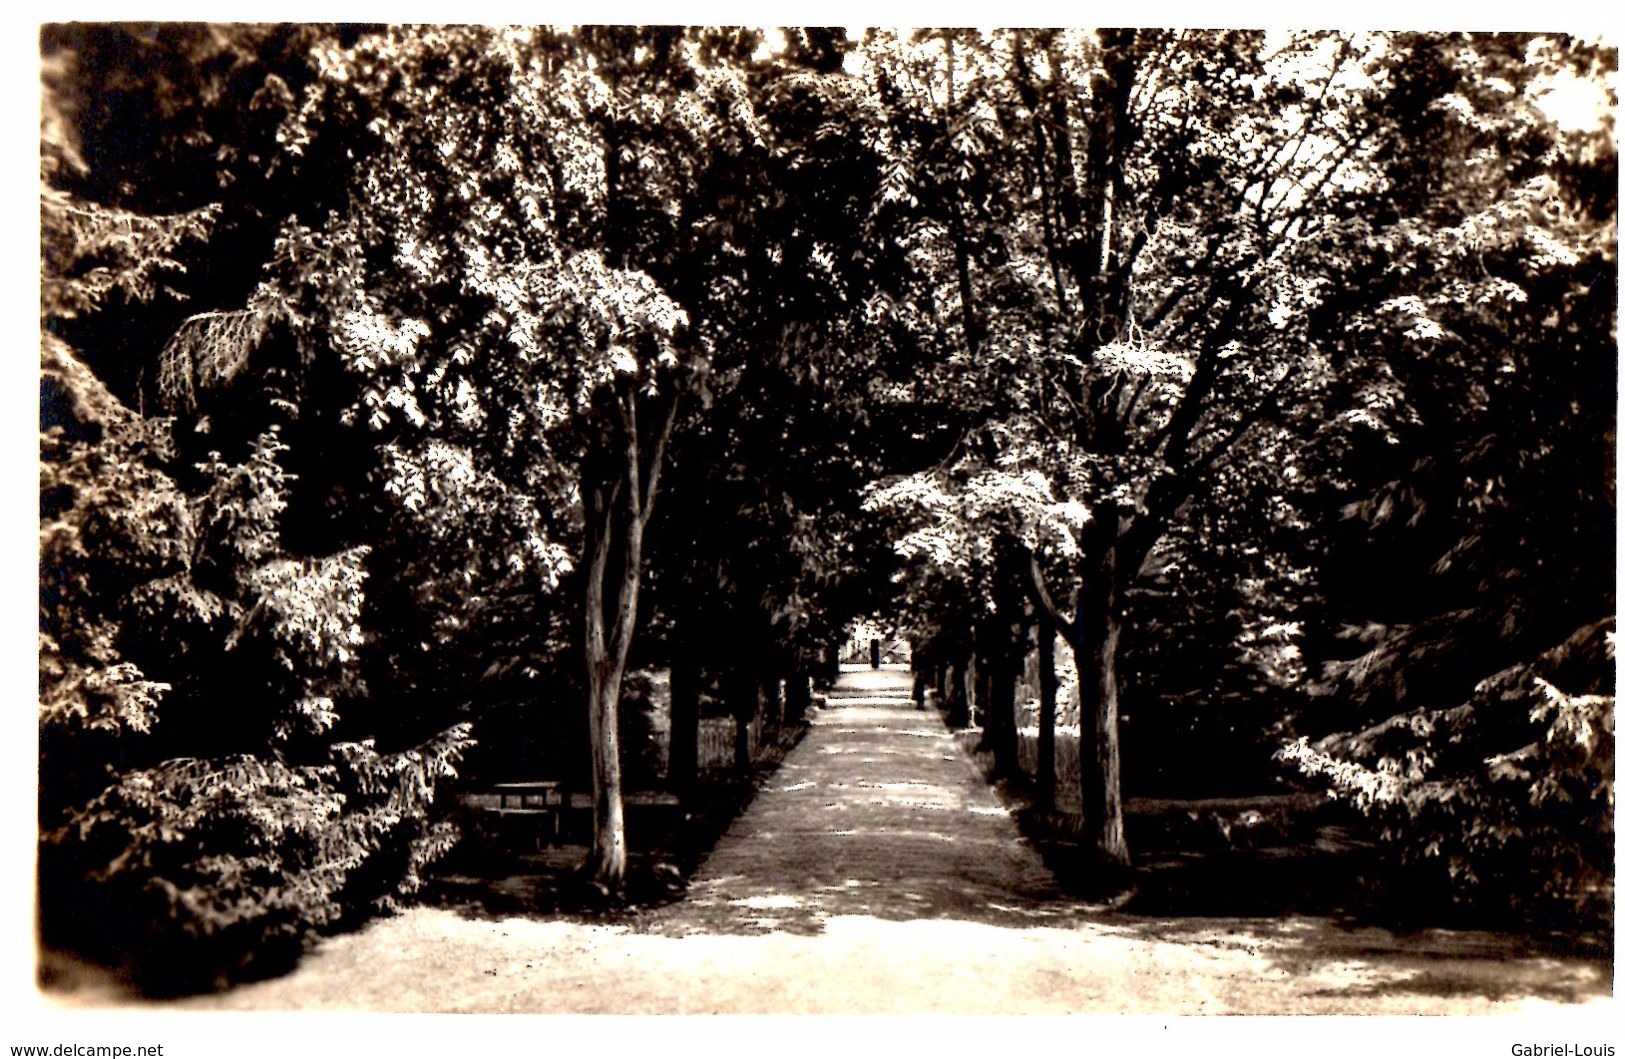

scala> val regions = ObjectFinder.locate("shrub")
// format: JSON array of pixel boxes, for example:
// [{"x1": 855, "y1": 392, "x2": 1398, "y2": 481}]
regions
[
  {"x1": 39, "y1": 378, "x2": 475, "y2": 990},
  {"x1": 1279, "y1": 619, "x2": 1614, "y2": 929},
  {"x1": 42, "y1": 729, "x2": 470, "y2": 993}
]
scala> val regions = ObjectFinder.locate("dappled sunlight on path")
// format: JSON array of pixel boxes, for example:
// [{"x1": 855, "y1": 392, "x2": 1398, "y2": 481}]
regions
[
  {"x1": 127, "y1": 664, "x2": 1610, "y2": 1013},
  {"x1": 647, "y1": 664, "x2": 1093, "y2": 935}
]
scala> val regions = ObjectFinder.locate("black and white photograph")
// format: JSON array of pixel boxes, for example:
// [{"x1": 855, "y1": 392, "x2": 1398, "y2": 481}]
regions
[{"x1": 15, "y1": 7, "x2": 1619, "y2": 1045}]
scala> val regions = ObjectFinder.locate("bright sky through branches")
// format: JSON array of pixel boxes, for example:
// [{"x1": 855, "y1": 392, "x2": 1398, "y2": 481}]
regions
[{"x1": 1534, "y1": 67, "x2": 1614, "y2": 130}]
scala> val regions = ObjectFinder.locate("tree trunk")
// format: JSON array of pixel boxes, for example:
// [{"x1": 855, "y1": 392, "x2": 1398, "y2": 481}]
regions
[
  {"x1": 942, "y1": 34, "x2": 985, "y2": 356},
  {"x1": 582, "y1": 475, "x2": 628, "y2": 891},
  {"x1": 976, "y1": 614, "x2": 1019, "y2": 779},
  {"x1": 761, "y1": 672, "x2": 783, "y2": 735},
  {"x1": 729, "y1": 668, "x2": 756, "y2": 775},
  {"x1": 582, "y1": 389, "x2": 677, "y2": 895},
  {"x1": 584, "y1": 658, "x2": 627, "y2": 886},
  {"x1": 964, "y1": 653, "x2": 977, "y2": 725},
  {"x1": 1087, "y1": 31, "x2": 1141, "y2": 343},
  {"x1": 1077, "y1": 544, "x2": 1130, "y2": 873},
  {"x1": 945, "y1": 658, "x2": 968, "y2": 728},
  {"x1": 1036, "y1": 607, "x2": 1058, "y2": 813},
  {"x1": 987, "y1": 564, "x2": 1029, "y2": 778},
  {"x1": 668, "y1": 650, "x2": 700, "y2": 794},
  {"x1": 821, "y1": 643, "x2": 840, "y2": 687},
  {"x1": 987, "y1": 645, "x2": 1018, "y2": 778},
  {"x1": 785, "y1": 670, "x2": 811, "y2": 723}
]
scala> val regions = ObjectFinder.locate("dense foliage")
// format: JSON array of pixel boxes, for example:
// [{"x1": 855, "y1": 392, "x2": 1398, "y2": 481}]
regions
[
  {"x1": 40, "y1": 25, "x2": 473, "y2": 989},
  {"x1": 39, "y1": 25, "x2": 1615, "y2": 981},
  {"x1": 852, "y1": 29, "x2": 1613, "y2": 895},
  {"x1": 1281, "y1": 620, "x2": 1614, "y2": 926},
  {"x1": 1280, "y1": 35, "x2": 1618, "y2": 928}
]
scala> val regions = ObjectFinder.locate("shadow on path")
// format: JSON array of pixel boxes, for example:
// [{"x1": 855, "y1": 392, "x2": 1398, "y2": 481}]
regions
[
  {"x1": 1074, "y1": 912, "x2": 1611, "y2": 1006},
  {"x1": 628, "y1": 665, "x2": 1610, "y2": 1008},
  {"x1": 644, "y1": 666, "x2": 1112, "y2": 937},
  {"x1": 58, "y1": 666, "x2": 1607, "y2": 1013}
]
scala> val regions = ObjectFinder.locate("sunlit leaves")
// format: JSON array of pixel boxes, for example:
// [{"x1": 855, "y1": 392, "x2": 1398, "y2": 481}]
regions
[
  {"x1": 39, "y1": 642, "x2": 170, "y2": 736},
  {"x1": 379, "y1": 440, "x2": 574, "y2": 587},
  {"x1": 1089, "y1": 339, "x2": 1195, "y2": 383},
  {"x1": 40, "y1": 194, "x2": 221, "y2": 319},
  {"x1": 56, "y1": 724, "x2": 471, "y2": 965},
  {"x1": 243, "y1": 549, "x2": 367, "y2": 673},
  {"x1": 866, "y1": 451, "x2": 1090, "y2": 581},
  {"x1": 1528, "y1": 676, "x2": 1615, "y2": 809}
]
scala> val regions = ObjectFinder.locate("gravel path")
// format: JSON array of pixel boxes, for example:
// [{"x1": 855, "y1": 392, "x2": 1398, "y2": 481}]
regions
[
  {"x1": 643, "y1": 665, "x2": 1089, "y2": 937},
  {"x1": 54, "y1": 666, "x2": 1611, "y2": 1014}
]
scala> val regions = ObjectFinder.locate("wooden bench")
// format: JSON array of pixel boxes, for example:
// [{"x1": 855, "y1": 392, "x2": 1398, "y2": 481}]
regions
[
  {"x1": 461, "y1": 781, "x2": 568, "y2": 838},
  {"x1": 566, "y1": 790, "x2": 681, "y2": 810},
  {"x1": 460, "y1": 782, "x2": 682, "y2": 845}
]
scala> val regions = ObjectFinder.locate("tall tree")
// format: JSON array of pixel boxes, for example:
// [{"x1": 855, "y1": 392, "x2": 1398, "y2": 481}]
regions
[
  {"x1": 862, "y1": 30, "x2": 1403, "y2": 874},
  {"x1": 644, "y1": 27, "x2": 924, "y2": 784},
  {"x1": 40, "y1": 25, "x2": 472, "y2": 987},
  {"x1": 259, "y1": 26, "x2": 754, "y2": 893},
  {"x1": 1281, "y1": 33, "x2": 1616, "y2": 923}
]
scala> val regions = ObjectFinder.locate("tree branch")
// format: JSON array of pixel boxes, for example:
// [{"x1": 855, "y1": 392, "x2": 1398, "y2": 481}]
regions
[
  {"x1": 1024, "y1": 549, "x2": 1081, "y2": 647},
  {"x1": 1252, "y1": 38, "x2": 1352, "y2": 227},
  {"x1": 1143, "y1": 294, "x2": 1239, "y2": 464},
  {"x1": 1189, "y1": 362, "x2": 1301, "y2": 472},
  {"x1": 639, "y1": 392, "x2": 680, "y2": 523},
  {"x1": 617, "y1": 388, "x2": 643, "y2": 524},
  {"x1": 1119, "y1": 360, "x2": 1301, "y2": 585},
  {"x1": 584, "y1": 472, "x2": 623, "y2": 664}
]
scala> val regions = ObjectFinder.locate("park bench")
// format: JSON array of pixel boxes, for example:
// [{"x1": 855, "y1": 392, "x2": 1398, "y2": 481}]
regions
[
  {"x1": 459, "y1": 781, "x2": 682, "y2": 846},
  {"x1": 460, "y1": 780, "x2": 570, "y2": 839}
]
